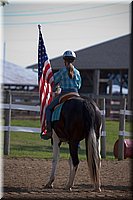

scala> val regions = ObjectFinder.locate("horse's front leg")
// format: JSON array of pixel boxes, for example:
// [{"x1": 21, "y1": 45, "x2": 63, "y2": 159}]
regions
[
  {"x1": 65, "y1": 142, "x2": 79, "y2": 191},
  {"x1": 45, "y1": 130, "x2": 60, "y2": 189}
]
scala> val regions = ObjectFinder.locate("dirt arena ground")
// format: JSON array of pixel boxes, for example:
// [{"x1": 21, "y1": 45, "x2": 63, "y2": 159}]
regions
[{"x1": 2, "y1": 157, "x2": 133, "y2": 199}]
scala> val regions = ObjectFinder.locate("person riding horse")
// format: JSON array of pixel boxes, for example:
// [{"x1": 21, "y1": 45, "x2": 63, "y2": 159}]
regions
[
  {"x1": 44, "y1": 51, "x2": 102, "y2": 191},
  {"x1": 46, "y1": 50, "x2": 82, "y2": 138}
]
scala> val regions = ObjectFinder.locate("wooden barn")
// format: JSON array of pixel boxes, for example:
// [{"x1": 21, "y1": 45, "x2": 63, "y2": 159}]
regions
[
  {"x1": 28, "y1": 34, "x2": 131, "y2": 117},
  {"x1": 50, "y1": 34, "x2": 130, "y2": 97},
  {"x1": 28, "y1": 34, "x2": 130, "y2": 97}
]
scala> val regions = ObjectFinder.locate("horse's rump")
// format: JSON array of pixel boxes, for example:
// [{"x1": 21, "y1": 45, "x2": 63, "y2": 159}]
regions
[
  {"x1": 52, "y1": 98, "x2": 101, "y2": 142},
  {"x1": 52, "y1": 98, "x2": 83, "y2": 141}
]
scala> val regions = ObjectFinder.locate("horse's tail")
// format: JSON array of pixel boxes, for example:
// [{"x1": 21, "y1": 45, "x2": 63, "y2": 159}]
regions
[{"x1": 83, "y1": 100, "x2": 101, "y2": 190}]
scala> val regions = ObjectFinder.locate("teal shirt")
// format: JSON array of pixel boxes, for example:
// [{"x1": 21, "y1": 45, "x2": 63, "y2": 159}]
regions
[{"x1": 53, "y1": 66, "x2": 81, "y2": 91}]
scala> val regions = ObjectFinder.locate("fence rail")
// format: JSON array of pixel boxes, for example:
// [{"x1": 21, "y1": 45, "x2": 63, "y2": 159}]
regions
[
  {"x1": 2, "y1": 103, "x2": 40, "y2": 134},
  {"x1": 3, "y1": 126, "x2": 40, "y2": 133},
  {"x1": 3, "y1": 103, "x2": 40, "y2": 112},
  {"x1": 119, "y1": 109, "x2": 133, "y2": 116},
  {"x1": 3, "y1": 90, "x2": 132, "y2": 160},
  {"x1": 2, "y1": 98, "x2": 106, "y2": 157},
  {"x1": 2, "y1": 102, "x2": 106, "y2": 130}
]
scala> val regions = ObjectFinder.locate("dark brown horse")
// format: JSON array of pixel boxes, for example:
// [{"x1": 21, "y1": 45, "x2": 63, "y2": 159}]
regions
[{"x1": 45, "y1": 97, "x2": 102, "y2": 191}]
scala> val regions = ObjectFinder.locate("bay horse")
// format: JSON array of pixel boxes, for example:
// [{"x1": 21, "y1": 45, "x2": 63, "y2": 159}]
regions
[{"x1": 44, "y1": 96, "x2": 102, "y2": 192}]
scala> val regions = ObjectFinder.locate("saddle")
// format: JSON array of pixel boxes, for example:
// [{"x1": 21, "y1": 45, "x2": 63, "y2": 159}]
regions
[
  {"x1": 59, "y1": 92, "x2": 80, "y2": 103},
  {"x1": 51, "y1": 92, "x2": 81, "y2": 122}
]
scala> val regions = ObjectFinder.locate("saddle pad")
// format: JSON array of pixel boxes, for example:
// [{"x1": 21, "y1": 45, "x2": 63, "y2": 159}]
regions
[{"x1": 51, "y1": 102, "x2": 64, "y2": 122}]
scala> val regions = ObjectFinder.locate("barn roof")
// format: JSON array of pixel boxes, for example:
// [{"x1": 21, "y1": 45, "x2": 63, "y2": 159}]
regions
[
  {"x1": 2, "y1": 60, "x2": 38, "y2": 86},
  {"x1": 27, "y1": 34, "x2": 130, "y2": 71},
  {"x1": 51, "y1": 34, "x2": 130, "y2": 70}
]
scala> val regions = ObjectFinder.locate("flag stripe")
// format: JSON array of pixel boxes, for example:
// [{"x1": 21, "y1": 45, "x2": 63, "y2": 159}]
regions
[
  {"x1": 38, "y1": 27, "x2": 54, "y2": 134},
  {"x1": 40, "y1": 81, "x2": 49, "y2": 121}
]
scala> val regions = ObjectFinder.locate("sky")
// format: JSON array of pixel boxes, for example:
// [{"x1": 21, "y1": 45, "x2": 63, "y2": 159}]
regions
[{"x1": 1, "y1": 0, "x2": 131, "y2": 68}]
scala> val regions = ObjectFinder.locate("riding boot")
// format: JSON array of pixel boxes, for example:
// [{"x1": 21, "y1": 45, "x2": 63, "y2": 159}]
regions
[{"x1": 46, "y1": 122, "x2": 52, "y2": 138}]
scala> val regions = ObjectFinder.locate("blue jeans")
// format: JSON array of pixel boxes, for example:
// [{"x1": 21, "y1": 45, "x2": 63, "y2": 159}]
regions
[{"x1": 46, "y1": 88, "x2": 78, "y2": 123}]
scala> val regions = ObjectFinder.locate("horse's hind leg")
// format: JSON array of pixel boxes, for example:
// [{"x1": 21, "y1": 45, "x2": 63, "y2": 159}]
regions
[
  {"x1": 65, "y1": 142, "x2": 79, "y2": 191},
  {"x1": 45, "y1": 130, "x2": 60, "y2": 189}
]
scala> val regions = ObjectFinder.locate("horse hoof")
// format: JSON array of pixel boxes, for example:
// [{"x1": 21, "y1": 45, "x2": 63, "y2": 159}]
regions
[
  {"x1": 92, "y1": 188, "x2": 101, "y2": 192},
  {"x1": 64, "y1": 186, "x2": 72, "y2": 191},
  {"x1": 44, "y1": 184, "x2": 53, "y2": 189},
  {"x1": 98, "y1": 188, "x2": 101, "y2": 192}
]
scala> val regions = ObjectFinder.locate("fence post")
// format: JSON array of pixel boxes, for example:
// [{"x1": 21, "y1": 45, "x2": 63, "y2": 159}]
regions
[
  {"x1": 4, "y1": 90, "x2": 12, "y2": 155},
  {"x1": 118, "y1": 97, "x2": 126, "y2": 160},
  {"x1": 101, "y1": 98, "x2": 106, "y2": 158}
]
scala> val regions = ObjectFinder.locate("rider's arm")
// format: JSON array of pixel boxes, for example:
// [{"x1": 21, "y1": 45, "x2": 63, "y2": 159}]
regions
[
  {"x1": 74, "y1": 69, "x2": 82, "y2": 90},
  {"x1": 77, "y1": 73, "x2": 82, "y2": 89}
]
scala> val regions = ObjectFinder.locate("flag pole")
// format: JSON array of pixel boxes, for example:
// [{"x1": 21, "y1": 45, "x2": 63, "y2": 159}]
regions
[
  {"x1": 38, "y1": 24, "x2": 41, "y2": 32},
  {"x1": 37, "y1": 24, "x2": 54, "y2": 138}
]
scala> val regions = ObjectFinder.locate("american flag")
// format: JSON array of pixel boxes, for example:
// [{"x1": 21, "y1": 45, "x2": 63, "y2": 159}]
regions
[{"x1": 38, "y1": 25, "x2": 54, "y2": 136}]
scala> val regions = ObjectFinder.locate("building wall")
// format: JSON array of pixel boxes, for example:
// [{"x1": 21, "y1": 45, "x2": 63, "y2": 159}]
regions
[{"x1": 60, "y1": 68, "x2": 128, "y2": 96}]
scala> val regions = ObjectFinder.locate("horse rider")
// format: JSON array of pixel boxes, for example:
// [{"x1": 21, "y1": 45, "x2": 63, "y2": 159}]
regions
[{"x1": 46, "y1": 50, "x2": 82, "y2": 138}]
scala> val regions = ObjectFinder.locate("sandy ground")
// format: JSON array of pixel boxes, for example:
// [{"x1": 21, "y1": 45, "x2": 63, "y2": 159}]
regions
[{"x1": 2, "y1": 157, "x2": 133, "y2": 199}]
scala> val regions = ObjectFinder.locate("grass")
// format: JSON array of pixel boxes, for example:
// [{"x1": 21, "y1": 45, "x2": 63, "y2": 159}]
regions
[{"x1": 7, "y1": 119, "x2": 132, "y2": 160}]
